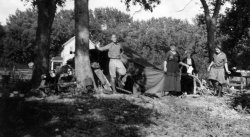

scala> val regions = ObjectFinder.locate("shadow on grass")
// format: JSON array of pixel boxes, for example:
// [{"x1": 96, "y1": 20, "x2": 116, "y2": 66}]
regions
[
  {"x1": 0, "y1": 95, "x2": 155, "y2": 137},
  {"x1": 229, "y1": 93, "x2": 250, "y2": 114}
]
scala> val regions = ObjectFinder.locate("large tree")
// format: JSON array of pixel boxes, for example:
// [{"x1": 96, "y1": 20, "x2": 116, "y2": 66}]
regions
[
  {"x1": 74, "y1": 0, "x2": 96, "y2": 88},
  {"x1": 74, "y1": 0, "x2": 160, "y2": 88},
  {"x1": 22, "y1": 0, "x2": 65, "y2": 88},
  {"x1": 199, "y1": 0, "x2": 224, "y2": 61}
]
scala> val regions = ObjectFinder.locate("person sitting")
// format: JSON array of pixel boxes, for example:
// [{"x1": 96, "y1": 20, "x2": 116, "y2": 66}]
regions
[
  {"x1": 46, "y1": 70, "x2": 58, "y2": 90},
  {"x1": 57, "y1": 67, "x2": 77, "y2": 92},
  {"x1": 37, "y1": 70, "x2": 58, "y2": 93}
]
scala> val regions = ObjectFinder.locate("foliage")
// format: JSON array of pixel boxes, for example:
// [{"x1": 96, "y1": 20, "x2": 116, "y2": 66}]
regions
[
  {"x1": 93, "y1": 8, "x2": 132, "y2": 30},
  {"x1": 0, "y1": 24, "x2": 6, "y2": 59},
  {"x1": 21, "y1": 0, "x2": 66, "y2": 7},
  {"x1": 87, "y1": 10, "x2": 209, "y2": 77},
  {"x1": 3, "y1": 9, "x2": 37, "y2": 64},
  {"x1": 2, "y1": 9, "x2": 75, "y2": 64},
  {"x1": 220, "y1": 0, "x2": 250, "y2": 69},
  {"x1": 51, "y1": 9, "x2": 75, "y2": 57},
  {"x1": 121, "y1": 18, "x2": 209, "y2": 78},
  {"x1": 122, "y1": 0, "x2": 161, "y2": 11},
  {"x1": 1, "y1": 7, "x2": 211, "y2": 78},
  {"x1": 1, "y1": 7, "x2": 132, "y2": 64},
  {"x1": 89, "y1": 8, "x2": 133, "y2": 45},
  {"x1": 229, "y1": 93, "x2": 250, "y2": 114}
]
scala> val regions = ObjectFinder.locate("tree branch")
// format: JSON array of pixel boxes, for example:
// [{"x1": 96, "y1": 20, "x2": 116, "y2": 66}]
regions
[
  {"x1": 212, "y1": 0, "x2": 222, "y2": 18},
  {"x1": 176, "y1": 0, "x2": 194, "y2": 12},
  {"x1": 200, "y1": 0, "x2": 210, "y2": 16}
]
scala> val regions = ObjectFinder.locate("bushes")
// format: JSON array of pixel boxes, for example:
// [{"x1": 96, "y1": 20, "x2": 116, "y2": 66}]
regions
[{"x1": 229, "y1": 93, "x2": 250, "y2": 114}]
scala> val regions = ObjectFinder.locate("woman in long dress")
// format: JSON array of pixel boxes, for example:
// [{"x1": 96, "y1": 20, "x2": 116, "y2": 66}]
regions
[
  {"x1": 163, "y1": 44, "x2": 188, "y2": 95},
  {"x1": 181, "y1": 50, "x2": 198, "y2": 94}
]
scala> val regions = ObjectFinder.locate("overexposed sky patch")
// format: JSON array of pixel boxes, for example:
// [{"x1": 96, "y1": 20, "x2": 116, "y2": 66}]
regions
[
  {"x1": 63, "y1": 0, "x2": 203, "y2": 23},
  {"x1": 0, "y1": 0, "x2": 230, "y2": 25}
]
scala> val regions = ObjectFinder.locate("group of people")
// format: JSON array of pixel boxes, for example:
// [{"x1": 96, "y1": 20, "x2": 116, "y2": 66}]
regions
[
  {"x1": 38, "y1": 65, "x2": 77, "y2": 93},
  {"x1": 95, "y1": 33, "x2": 230, "y2": 97},
  {"x1": 163, "y1": 43, "x2": 230, "y2": 96},
  {"x1": 38, "y1": 33, "x2": 230, "y2": 97}
]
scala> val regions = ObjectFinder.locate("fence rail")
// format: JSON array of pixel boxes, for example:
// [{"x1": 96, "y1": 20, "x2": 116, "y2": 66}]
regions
[{"x1": 0, "y1": 69, "x2": 33, "y2": 85}]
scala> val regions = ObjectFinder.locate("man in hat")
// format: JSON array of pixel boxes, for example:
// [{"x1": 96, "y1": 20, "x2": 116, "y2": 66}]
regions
[{"x1": 207, "y1": 44, "x2": 231, "y2": 97}]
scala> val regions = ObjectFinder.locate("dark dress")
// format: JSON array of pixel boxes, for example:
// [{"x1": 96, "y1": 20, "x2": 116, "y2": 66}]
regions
[
  {"x1": 165, "y1": 51, "x2": 181, "y2": 93},
  {"x1": 181, "y1": 57, "x2": 197, "y2": 94}
]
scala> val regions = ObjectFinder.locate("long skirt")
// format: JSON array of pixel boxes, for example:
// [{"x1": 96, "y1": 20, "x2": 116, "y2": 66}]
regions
[
  {"x1": 208, "y1": 67, "x2": 226, "y2": 84},
  {"x1": 181, "y1": 75, "x2": 193, "y2": 94},
  {"x1": 165, "y1": 72, "x2": 181, "y2": 92}
]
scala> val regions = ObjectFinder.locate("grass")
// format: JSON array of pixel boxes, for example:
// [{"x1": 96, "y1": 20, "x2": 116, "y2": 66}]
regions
[
  {"x1": 154, "y1": 97, "x2": 250, "y2": 137},
  {"x1": 0, "y1": 94, "x2": 155, "y2": 137},
  {"x1": 0, "y1": 91, "x2": 250, "y2": 137}
]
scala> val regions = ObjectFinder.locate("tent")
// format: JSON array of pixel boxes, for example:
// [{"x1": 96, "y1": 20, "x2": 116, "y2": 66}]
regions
[
  {"x1": 60, "y1": 36, "x2": 167, "y2": 97},
  {"x1": 117, "y1": 46, "x2": 167, "y2": 97}
]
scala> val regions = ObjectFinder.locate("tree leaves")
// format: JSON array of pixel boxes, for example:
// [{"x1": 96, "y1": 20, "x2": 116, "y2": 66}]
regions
[{"x1": 220, "y1": 0, "x2": 250, "y2": 69}]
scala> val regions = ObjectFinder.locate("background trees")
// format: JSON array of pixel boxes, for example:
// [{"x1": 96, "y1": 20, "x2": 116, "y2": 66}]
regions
[
  {"x1": 0, "y1": 24, "x2": 6, "y2": 66},
  {"x1": 220, "y1": 0, "x2": 250, "y2": 69},
  {"x1": 1, "y1": 8, "x2": 74, "y2": 66},
  {"x1": 3, "y1": 9, "x2": 37, "y2": 66},
  {"x1": 3, "y1": 0, "x2": 250, "y2": 83},
  {"x1": 51, "y1": 9, "x2": 75, "y2": 57},
  {"x1": 1, "y1": 6, "x2": 209, "y2": 78}
]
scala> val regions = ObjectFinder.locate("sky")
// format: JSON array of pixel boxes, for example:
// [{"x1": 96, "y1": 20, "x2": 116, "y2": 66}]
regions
[{"x1": 0, "y1": 0, "x2": 229, "y2": 25}]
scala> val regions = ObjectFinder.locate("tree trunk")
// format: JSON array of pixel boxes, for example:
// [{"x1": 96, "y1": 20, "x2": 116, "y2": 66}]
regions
[
  {"x1": 200, "y1": 0, "x2": 221, "y2": 62},
  {"x1": 206, "y1": 17, "x2": 216, "y2": 62},
  {"x1": 32, "y1": 0, "x2": 57, "y2": 88},
  {"x1": 75, "y1": 0, "x2": 96, "y2": 89}
]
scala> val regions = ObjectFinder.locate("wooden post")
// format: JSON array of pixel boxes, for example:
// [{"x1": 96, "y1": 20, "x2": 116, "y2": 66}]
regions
[{"x1": 193, "y1": 74, "x2": 197, "y2": 94}]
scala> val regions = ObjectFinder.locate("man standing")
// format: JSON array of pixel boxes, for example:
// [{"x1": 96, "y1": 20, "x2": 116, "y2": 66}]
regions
[
  {"x1": 95, "y1": 34, "x2": 126, "y2": 93},
  {"x1": 207, "y1": 44, "x2": 231, "y2": 97}
]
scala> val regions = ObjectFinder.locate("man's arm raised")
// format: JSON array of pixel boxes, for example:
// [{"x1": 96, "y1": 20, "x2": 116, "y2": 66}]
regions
[{"x1": 96, "y1": 42, "x2": 110, "y2": 51}]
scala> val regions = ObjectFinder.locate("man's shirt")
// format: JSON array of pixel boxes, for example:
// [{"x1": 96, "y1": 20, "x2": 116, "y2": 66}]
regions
[{"x1": 99, "y1": 42, "x2": 122, "y2": 59}]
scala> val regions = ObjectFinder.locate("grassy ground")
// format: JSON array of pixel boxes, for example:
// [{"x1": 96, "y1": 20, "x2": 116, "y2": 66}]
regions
[{"x1": 1, "y1": 90, "x2": 250, "y2": 137}]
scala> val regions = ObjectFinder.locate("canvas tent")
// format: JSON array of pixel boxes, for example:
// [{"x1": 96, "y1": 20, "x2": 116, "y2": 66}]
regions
[
  {"x1": 60, "y1": 37, "x2": 167, "y2": 97},
  {"x1": 118, "y1": 46, "x2": 167, "y2": 97}
]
